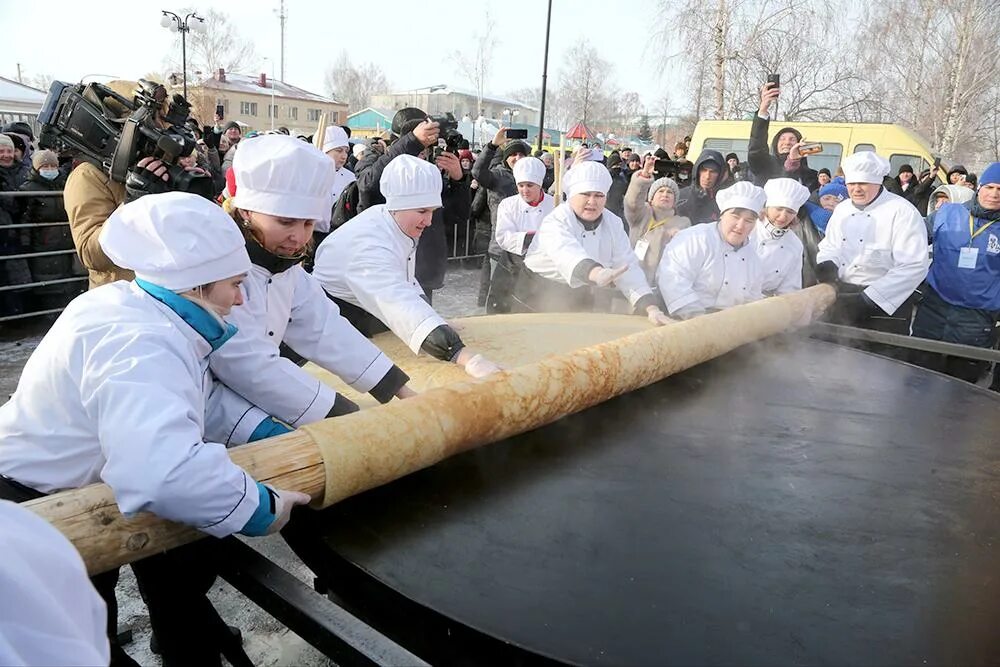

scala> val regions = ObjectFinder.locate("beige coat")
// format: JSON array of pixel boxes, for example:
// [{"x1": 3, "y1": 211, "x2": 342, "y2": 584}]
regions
[
  {"x1": 624, "y1": 173, "x2": 691, "y2": 284},
  {"x1": 64, "y1": 162, "x2": 131, "y2": 289}
]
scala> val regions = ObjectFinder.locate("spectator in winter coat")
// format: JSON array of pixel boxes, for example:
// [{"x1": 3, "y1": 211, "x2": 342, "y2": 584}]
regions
[
  {"x1": 624, "y1": 155, "x2": 691, "y2": 285},
  {"x1": 676, "y1": 149, "x2": 729, "y2": 224},
  {"x1": 803, "y1": 177, "x2": 848, "y2": 235},
  {"x1": 947, "y1": 164, "x2": 968, "y2": 185},
  {"x1": 0, "y1": 134, "x2": 31, "y2": 313},
  {"x1": 472, "y1": 127, "x2": 530, "y2": 283},
  {"x1": 887, "y1": 163, "x2": 935, "y2": 213},
  {"x1": 911, "y1": 163, "x2": 1000, "y2": 383},
  {"x1": 748, "y1": 83, "x2": 819, "y2": 192},
  {"x1": 817, "y1": 168, "x2": 832, "y2": 187}
]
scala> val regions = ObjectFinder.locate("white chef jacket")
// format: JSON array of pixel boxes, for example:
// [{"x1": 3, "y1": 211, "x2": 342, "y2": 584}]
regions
[
  {"x1": 315, "y1": 167, "x2": 357, "y2": 234},
  {"x1": 0, "y1": 282, "x2": 259, "y2": 537},
  {"x1": 657, "y1": 222, "x2": 764, "y2": 314},
  {"x1": 816, "y1": 189, "x2": 930, "y2": 313},
  {"x1": 495, "y1": 193, "x2": 555, "y2": 255},
  {"x1": 313, "y1": 206, "x2": 447, "y2": 354},
  {"x1": 752, "y1": 219, "x2": 803, "y2": 296},
  {"x1": 0, "y1": 500, "x2": 109, "y2": 667},
  {"x1": 209, "y1": 262, "x2": 395, "y2": 430},
  {"x1": 524, "y1": 203, "x2": 652, "y2": 306}
]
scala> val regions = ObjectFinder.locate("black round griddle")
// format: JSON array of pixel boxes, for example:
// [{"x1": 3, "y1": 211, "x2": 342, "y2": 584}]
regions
[{"x1": 285, "y1": 337, "x2": 1000, "y2": 666}]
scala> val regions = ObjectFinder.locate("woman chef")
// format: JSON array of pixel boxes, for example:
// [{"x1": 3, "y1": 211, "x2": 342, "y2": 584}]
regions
[
  {"x1": 487, "y1": 156, "x2": 556, "y2": 311},
  {"x1": 657, "y1": 181, "x2": 767, "y2": 319},
  {"x1": 0, "y1": 192, "x2": 310, "y2": 666},
  {"x1": 814, "y1": 151, "x2": 930, "y2": 333},
  {"x1": 753, "y1": 178, "x2": 810, "y2": 296},
  {"x1": 208, "y1": 134, "x2": 414, "y2": 442},
  {"x1": 313, "y1": 155, "x2": 502, "y2": 378},
  {"x1": 514, "y1": 160, "x2": 672, "y2": 325}
]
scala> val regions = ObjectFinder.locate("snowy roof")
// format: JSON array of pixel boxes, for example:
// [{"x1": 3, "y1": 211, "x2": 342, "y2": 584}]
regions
[
  {"x1": 0, "y1": 77, "x2": 48, "y2": 104},
  {"x1": 347, "y1": 107, "x2": 395, "y2": 121},
  {"x1": 388, "y1": 85, "x2": 537, "y2": 111},
  {"x1": 199, "y1": 72, "x2": 343, "y2": 105}
]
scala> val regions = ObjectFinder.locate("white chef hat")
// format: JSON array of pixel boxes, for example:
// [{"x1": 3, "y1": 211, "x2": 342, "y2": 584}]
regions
[
  {"x1": 321, "y1": 126, "x2": 349, "y2": 153},
  {"x1": 716, "y1": 181, "x2": 766, "y2": 214},
  {"x1": 763, "y1": 178, "x2": 810, "y2": 211},
  {"x1": 100, "y1": 192, "x2": 250, "y2": 292},
  {"x1": 352, "y1": 143, "x2": 366, "y2": 158},
  {"x1": 563, "y1": 161, "x2": 612, "y2": 197},
  {"x1": 232, "y1": 135, "x2": 336, "y2": 223},
  {"x1": 380, "y1": 154, "x2": 442, "y2": 211},
  {"x1": 513, "y1": 157, "x2": 545, "y2": 186},
  {"x1": 841, "y1": 151, "x2": 890, "y2": 184}
]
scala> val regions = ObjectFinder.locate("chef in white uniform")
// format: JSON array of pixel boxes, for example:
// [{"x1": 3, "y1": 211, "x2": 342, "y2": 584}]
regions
[
  {"x1": 495, "y1": 156, "x2": 555, "y2": 255},
  {"x1": 754, "y1": 178, "x2": 809, "y2": 296},
  {"x1": 314, "y1": 155, "x2": 502, "y2": 378},
  {"x1": 516, "y1": 160, "x2": 672, "y2": 324},
  {"x1": 815, "y1": 151, "x2": 930, "y2": 332},
  {"x1": 0, "y1": 500, "x2": 109, "y2": 667},
  {"x1": 208, "y1": 135, "x2": 414, "y2": 439},
  {"x1": 319, "y1": 125, "x2": 357, "y2": 235},
  {"x1": 657, "y1": 181, "x2": 766, "y2": 319},
  {"x1": 0, "y1": 192, "x2": 309, "y2": 666}
]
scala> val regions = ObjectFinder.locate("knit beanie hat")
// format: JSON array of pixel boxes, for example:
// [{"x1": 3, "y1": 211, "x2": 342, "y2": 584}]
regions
[
  {"x1": 897, "y1": 164, "x2": 914, "y2": 175},
  {"x1": 647, "y1": 177, "x2": 680, "y2": 203},
  {"x1": 502, "y1": 140, "x2": 531, "y2": 162},
  {"x1": 980, "y1": 162, "x2": 1000, "y2": 188}
]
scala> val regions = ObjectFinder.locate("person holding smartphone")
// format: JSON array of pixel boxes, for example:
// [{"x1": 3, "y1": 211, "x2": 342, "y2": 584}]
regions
[{"x1": 748, "y1": 77, "x2": 819, "y2": 192}]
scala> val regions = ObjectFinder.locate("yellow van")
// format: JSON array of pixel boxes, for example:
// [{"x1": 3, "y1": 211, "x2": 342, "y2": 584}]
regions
[{"x1": 687, "y1": 120, "x2": 945, "y2": 179}]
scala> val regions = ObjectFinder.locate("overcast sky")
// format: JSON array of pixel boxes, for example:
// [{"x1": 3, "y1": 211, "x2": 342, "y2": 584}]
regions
[{"x1": 2, "y1": 0, "x2": 683, "y2": 113}]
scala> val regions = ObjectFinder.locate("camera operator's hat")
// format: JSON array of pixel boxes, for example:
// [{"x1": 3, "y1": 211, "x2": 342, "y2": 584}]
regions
[
  {"x1": 502, "y1": 140, "x2": 531, "y2": 162},
  {"x1": 232, "y1": 135, "x2": 336, "y2": 223},
  {"x1": 321, "y1": 126, "x2": 349, "y2": 153},
  {"x1": 391, "y1": 107, "x2": 426, "y2": 138},
  {"x1": 563, "y1": 161, "x2": 612, "y2": 197},
  {"x1": 380, "y1": 154, "x2": 442, "y2": 211},
  {"x1": 513, "y1": 157, "x2": 545, "y2": 187},
  {"x1": 841, "y1": 151, "x2": 890, "y2": 184},
  {"x1": 99, "y1": 192, "x2": 250, "y2": 292},
  {"x1": 716, "y1": 181, "x2": 766, "y2": 215},
  {"x1": 763, "y1": 178, "x2": 810, "y2": 211}
]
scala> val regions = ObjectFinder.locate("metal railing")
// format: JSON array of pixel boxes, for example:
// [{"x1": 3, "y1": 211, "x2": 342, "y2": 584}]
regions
[{"x1": 0, "y1": 190, "x2": 87, "y2": 324}]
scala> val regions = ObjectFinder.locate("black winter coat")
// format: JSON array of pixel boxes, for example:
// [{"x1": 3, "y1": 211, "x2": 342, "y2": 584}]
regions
[
  {"x1": 470, "y1": 143, "x2": 517, "y2": 256},
  {"x1": 747, "y1": 115, "x2": 819, "y2": 192},
  {"x1": 676, "y1": 149, "x2": 729, "y2": 225}
]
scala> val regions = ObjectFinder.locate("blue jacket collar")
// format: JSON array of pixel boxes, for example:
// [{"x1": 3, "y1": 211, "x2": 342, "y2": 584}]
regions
[{"x1": 135, "y1": 278, "x2": 237, "y2": 351}]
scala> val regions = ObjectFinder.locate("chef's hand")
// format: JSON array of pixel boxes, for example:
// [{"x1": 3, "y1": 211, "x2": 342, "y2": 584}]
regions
[
  {"x1": 240, "y1": 485, "x2": 312, "y2": 536},
  {"x1": 456, "y1": 349, "x2": 503, "y2": 378},
  {"x1": 589, "y1": 265, "x2": 628, "y2": 287},
  {"x1": 436, "y1": 151, "x2": 464, "y2": 181},
  {"x1": 837, "y1": 291, "x2": 880, "y2": 323},
  {"x1": 815, "y1": 260, "x2": 839, "y2": 285},
  {"x1": 673, "y1": 304, "x2": 706, "y2": 321},
  {"x1": 646, "y1": 306, "x2": 673, "y2": 326}
]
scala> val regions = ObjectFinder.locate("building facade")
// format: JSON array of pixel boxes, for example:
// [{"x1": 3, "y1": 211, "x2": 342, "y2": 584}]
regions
[
  {"x1": 0, "y1": 77, "x2": 47, "y2": 136},
  {"x1": 371, "y1": 86, "x2": 539, "y2": 127},
  {"x1": 182, "y1": 69, "x2": 348, "y2": 136}
]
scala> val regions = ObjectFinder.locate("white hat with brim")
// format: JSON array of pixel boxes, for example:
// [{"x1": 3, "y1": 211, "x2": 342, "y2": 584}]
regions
[
  {"x1": 380, "y1": 154, "x2": 442, "y2": 211},
  {"x1": 716, "y1": 181, "x2": 767, "y2": 214},
  {"x1": 841, "y1": 151, "x2": 890, "y2": 184}
]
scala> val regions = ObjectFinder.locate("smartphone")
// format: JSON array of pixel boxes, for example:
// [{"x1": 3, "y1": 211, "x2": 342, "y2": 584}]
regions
[
  {"x1": 766, "y1": 73, "x2": 780, "y2": 88},
  {"x1": 215, "y1": 104, "x2": 225, "y2": 119},
  {"x1": 506, "y1": 129, "x2": 528, "y2": 139},
  {"x1": 798, "y1": 142, "x2": 822, "y2": 156},
  {"x1": 932, "y1": 156, "x2": 942, "y2": 171}
]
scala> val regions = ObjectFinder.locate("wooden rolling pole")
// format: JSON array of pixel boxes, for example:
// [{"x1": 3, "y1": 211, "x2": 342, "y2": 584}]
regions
[
  {"x1": 26, "y1": 285, "x2": 835, "y2": 575},
  {"x1": 312, "y1": 112, "x2": 328, "y2": 150}
]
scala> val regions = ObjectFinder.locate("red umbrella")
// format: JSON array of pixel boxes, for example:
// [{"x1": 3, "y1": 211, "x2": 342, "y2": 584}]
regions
[{"x1": 565, "y1": 122, "x2": 594, "y2": 140}]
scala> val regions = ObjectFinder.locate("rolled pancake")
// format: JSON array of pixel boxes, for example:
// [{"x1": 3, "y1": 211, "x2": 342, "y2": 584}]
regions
[{"x1": 305, "y1": 312, "x2": 653, "y2": 406}]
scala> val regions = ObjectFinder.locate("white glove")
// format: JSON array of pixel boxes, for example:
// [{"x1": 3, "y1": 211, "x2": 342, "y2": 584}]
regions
[
  {"x1": 589, "y1": 265, "x2": 628, "y2": 287},
  {"x1": 647, "y1": 308, "x2": 673, "y2": 326},
  {"x1": 263, "y1": 486, "x2": 311, "y2": 535},
  {"x1": 463, "y1": 353, "x2": 503, "y2": 378}
]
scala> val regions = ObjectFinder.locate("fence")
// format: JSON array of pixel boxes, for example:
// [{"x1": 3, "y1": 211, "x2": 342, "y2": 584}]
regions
[
  {"x1": 0, "y1": 190, "x2": 485, "y2": 325},
  {"x1": 0, "y1": 190, "x2": 87, "y2": 324}
]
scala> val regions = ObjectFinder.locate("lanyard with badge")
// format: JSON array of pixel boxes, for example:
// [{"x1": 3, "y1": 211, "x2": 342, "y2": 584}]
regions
[
  {"x1": 959, "y1": 213, "x2": 996, "y2": 269},
  {"x1": 635, "y1": 217, "x2": 670, "y2": 260}
]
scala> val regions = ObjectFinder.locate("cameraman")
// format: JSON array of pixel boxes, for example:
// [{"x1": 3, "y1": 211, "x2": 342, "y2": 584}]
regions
[
  {"x1": 64, "y1": 83, "x2": 210, "y2": 289},
  {"x1": 354, "y1": 107, "x2": 470, "y2": 300}
]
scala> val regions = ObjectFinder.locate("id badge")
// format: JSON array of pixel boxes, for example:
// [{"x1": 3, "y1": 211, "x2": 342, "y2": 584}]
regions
[
  {"x1": 634, "y1": 239, "x2": 650, "y2": 261},
  {"x1": 958, "y1": 247, "x2": 978, "y2": 269}
]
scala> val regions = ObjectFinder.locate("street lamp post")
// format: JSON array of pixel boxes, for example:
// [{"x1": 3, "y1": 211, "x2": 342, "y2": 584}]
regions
[{"x1": 160, "y1": 10, "x2": 206, "y2": 99}]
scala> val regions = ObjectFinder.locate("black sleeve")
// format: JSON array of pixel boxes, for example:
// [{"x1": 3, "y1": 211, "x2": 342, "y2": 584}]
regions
[
  {"x1": 521, "y1": 232, "x2": 536, "y2": 254},
  {"x1": 747, "y1": 114, "x2": 774, "y2": 183},
  {"x1": 633, "y1": 294, "x2": 657, "y2": 312},
  {"x1": 326, "y1": 393, "x2": 360, "y2": 417},
  {"x1": 572, "y1": 258, "x2": 602, "y2": 285},
  {"x1": 471, "y1": 143, "x2": 499, "y2": 189},
  {"x1": 368, "y1": 364, "x2": 411, "y2": 404},
  {"x1": 420, "y1": 324, "x2": 466, "y2": 362},
  {"x1": 355, "y1": 132, "x2": 424, "y2": 209}
]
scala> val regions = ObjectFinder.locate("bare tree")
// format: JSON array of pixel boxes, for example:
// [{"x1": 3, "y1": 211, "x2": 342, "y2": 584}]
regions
[
  {"x1": 557, "y1": 44, "x2": 614, "y2": 126},
  {"x1": 324, "y1": 51, "x2": 390, "y2": 111},
  {"x1": 165, "y1": 9, "x2": 259, "y2": 83},
  {"x1": 451, "y1": 11, "x2": 498, "y2": 117}
]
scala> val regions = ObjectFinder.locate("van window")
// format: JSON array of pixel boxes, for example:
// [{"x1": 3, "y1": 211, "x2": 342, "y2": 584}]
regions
[
  {"x1": 890, "y1": 153, "x2": 927, "y2": 176},
  {"x1": 703, "y1": 138, "x2": 749, "y2": 161},
  {"x1": 853, "y1": 143, "x2": 876, "y2": 153},
  {"x1": 805, "y1": 143, "x2": 843, "y2": 176}
]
